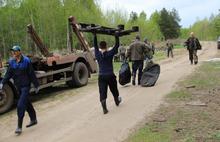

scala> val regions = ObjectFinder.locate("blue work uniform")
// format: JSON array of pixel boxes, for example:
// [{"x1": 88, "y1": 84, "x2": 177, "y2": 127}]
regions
[
  {"x1": 1, "y1": 55, "x2": 39, "y2": 121},
  {"x1": 93, "y1": 35, "x2": 120, "y2": 101}
]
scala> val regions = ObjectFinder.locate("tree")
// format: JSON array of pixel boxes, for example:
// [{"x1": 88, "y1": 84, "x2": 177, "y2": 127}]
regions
[
  {"x1": 129, "y1": 11, "x2": 138, "y2": 22},
  {"x1": 158, "y1": 8, "x2": 181, "y2": 40},
  {"x1": 139, "y1": 11, "x2": 147, "y2": 21}
]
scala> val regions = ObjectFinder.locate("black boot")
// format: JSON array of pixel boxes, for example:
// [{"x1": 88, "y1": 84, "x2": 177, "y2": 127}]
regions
[
  {"x1": 15, "y1": 119, "x2": 23, "y2": 134},
  {"x1": 138, "y1": 78, "x2": 141, "y2": 85},
  {"x1": 132, "y1": 80, "x2": 136, "y2": 86},
  {"x1": 194, "y1": 60, "x2": 198, "y2": 65},
  {"x1": 101, "y1": 100, "x2": 108, "y2": 114},
  {"x1": 114, "y1": 96, "x2": 122, "y2": 106},
  {"x1": 26, "y1": 119, "x2": 38, "y2": 128},
  {"x1": 132, "y1": 74, "x2": 136, "y2": 85}
]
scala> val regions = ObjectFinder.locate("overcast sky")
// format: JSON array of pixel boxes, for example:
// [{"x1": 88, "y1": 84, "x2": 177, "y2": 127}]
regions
[{"x1": 98, "y1": 0, "x2": 220, "y2": 28}]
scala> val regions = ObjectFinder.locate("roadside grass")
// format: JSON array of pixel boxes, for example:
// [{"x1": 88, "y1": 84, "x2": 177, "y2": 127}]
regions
[
  {"x1": 181, "y1": 62, "x2": 220, "y2": 89},
  {"x1": 167, "y1": 91, "x2": 192, "y2": 100},
  {"x1": 126, "y1": 61, "x2": 220, "y2": 142},
  {"x1": 154, "y1": 51, "x2": 166, "y2": 61},
  {"x1": 174, "y1": 44, "x2": 184, "y2": 49}
]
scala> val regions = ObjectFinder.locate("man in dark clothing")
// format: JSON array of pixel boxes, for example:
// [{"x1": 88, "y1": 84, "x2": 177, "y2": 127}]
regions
[
  {"x1": 166, "y1": 41, "x2": 174, "y2": 58},
  {"x1": 144, "y1": 38, "x2": 154, "y2": 60},
  {"x1": 127, "y1": 35, "x2": 149, "y2": 85},
  {"x1": 93, "y1": 33, "x2": 122, "y2": 114},
  {"x1": 118, "y1": 44, "x2": 126, "y2": 62},
  {"x1": 0, "y1": 46, "x2": 39, "y2": 134},
  {"x1": 185, "y1": 32, "x2": 202, "y2": 65}
]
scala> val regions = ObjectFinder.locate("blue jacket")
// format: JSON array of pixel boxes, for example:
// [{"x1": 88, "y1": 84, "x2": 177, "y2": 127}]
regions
[
  {"x1": 1, "y1": 55, "x2": 39, "y2": 88},
  {"x1": 94, "y1": 35, "x2": 119, "y2": 75}
]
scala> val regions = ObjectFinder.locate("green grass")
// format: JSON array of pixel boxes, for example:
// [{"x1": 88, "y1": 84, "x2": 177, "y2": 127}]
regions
[
  {"x1": 128, "y1": 125, "x2": 171, "y2": 142},
  {"x1": 113, "y1": 62, "x2": 123, "y2": 73},
  {"x1": 174, "y1": 44, "x2": 184, "y2": 49},
  {"x1": 154, "y1": 51, "x2": 166, "y2": 61},
  {"x1": 212, "y1": 131, "x2": 220, "y2": 140},
  {"x1": 182, "y1": 62, "x2": 220, "y2": 89},
  {"x1": 126, "y1": 61, "x2": 220, "y2": 142},
  {"x1": 167, "y1": 91, "x2": 192, "y2": 100}
]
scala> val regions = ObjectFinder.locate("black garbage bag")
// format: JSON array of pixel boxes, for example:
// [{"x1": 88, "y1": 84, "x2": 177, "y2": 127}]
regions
[
  {"x1": 140, "y1": 63, "x2": 160, "y2": 87},
  {"x1": 119, "y1": 61, "x2": 131, "y2": 85}
]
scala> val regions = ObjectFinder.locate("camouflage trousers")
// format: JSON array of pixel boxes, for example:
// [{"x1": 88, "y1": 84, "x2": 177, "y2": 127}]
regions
[{"x1": 188, "y1": 49, "x2": 198, "y2": 64}]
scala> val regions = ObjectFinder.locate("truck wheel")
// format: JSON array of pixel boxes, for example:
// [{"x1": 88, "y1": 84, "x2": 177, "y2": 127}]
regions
[
  {"x1": 0, "y1": 84, "x2": 14, "y2": 114},
  {"x1": 67, "y1": 62, "x2": 88, "y2": 87}
]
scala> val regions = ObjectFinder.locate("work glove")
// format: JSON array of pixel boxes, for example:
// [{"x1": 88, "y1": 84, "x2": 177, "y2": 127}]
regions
[
  {"x1": 0, "y1": 83, "x2": 3, "y2": 90},
  {"x1": 35, "y1": 87, "x2": 40, "y2": 94}
]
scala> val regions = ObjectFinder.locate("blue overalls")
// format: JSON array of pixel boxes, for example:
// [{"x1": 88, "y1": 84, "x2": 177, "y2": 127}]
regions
[{"x1": 1, "y1": 55, "x2": 39, "y2": 121}]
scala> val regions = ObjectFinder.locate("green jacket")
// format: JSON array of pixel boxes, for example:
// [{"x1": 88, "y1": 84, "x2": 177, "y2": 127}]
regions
[{"x1": 127, "y1": 40, "x2": 149, "y2": 61}]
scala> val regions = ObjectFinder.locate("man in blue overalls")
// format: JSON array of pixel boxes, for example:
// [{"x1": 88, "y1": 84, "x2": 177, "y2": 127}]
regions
[
  {"x1": 0, "y1": 46, "x2": 39, "y2": 134},
  {"x1": 93, "y1": 33, "x2": 122, "y2": 114}
]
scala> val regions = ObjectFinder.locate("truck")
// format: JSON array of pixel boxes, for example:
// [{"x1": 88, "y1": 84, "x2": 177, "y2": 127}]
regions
[{"x1": 0, "y1": 16, "x2": 138, "y2": 114}]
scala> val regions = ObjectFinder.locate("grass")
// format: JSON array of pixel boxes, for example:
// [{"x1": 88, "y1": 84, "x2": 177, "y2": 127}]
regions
[
  {"x1": 128, "y1": 125, "x2": 171, "y2": 142},
  {"x1": 212, "y1": 131, "x2": 220, "y2": 140},
  {"x1": 167, "y1": 91, "x2": 192, "y2": 100},
  {"x1": 174, "y1": 44, "x2": 185, "y2": 49},
  {"x1": 181, "y1": 62, "x2": 220, "y2": 89},
  {"x1": 126, "y1": 61, "x2": 220, "y2": 142},
  {"x1": 113, "y1": 62, "x2": 123, "y2": 73},
  {"x1": 154, "y1": 51, "x2": 166, "y2": 61}
]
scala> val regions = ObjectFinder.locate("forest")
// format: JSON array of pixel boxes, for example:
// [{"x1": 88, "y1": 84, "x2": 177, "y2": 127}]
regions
[{"x1": 0, "y1": 0, "x2": 220, "y2": 58}]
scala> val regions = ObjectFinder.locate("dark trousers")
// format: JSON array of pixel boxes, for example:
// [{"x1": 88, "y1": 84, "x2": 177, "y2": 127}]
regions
[
  {"x1": 132, "y1": 60, "x2": 144, "y2": 83},
  {"x1": 188, "y1": 49, "x2": 198, "y2": 64},
  {"x1": 98, "y1": 74, "x2": 119, "y2": 102},
  {"x1": 17, "y1": 86, "x2": 36, "y2": 121},
  {"x1": 167, "y1": 49, "x2": 173, "y2": 58}
]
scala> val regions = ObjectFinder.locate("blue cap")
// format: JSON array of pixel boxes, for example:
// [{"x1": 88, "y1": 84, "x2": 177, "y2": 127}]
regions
[{"x1": 10, "y1": 45, "x2": 21, "y2": 51}]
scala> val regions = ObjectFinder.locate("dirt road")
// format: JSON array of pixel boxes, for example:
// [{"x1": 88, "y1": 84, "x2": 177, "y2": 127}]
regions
[{"x1": 0, "y1": 42, "x2": 217, "y2": 142}]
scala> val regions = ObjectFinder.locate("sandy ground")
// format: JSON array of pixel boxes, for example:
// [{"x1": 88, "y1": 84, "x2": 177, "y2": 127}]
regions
[{"x1": 0, "y1": 42, "x2": 217, "y2": 142}]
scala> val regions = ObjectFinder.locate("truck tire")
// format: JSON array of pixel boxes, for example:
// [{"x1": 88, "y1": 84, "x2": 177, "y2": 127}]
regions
[
  {"x1": 67, "y1": 62, "x2": 88, "y2": 87},
  {"x1": 0, "y1": 84, "x2": 14, "y2": 114}
]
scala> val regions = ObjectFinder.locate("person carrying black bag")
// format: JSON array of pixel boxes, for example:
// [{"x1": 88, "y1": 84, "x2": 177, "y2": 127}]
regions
[
  {"x1": 93, "y1": 32, "x2": 122, "y2": 114},
  {"x1": 126, "y1": 35, "x2": 149, "y2": 85}
]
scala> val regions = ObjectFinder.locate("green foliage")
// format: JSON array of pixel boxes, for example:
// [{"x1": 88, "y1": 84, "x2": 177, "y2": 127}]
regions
[
  {"x1": 181, "y1": 12, "x2": 220, "y2": 40},
  {"x1": 0, "y1": 0, "x2": 103, "y2": 58},
  {"x1": 158, "y1": 8, "x2": 181, "y2": 40}
]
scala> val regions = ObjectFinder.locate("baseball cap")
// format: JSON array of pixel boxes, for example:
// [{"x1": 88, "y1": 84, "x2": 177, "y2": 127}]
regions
[{"x1": 10, "y1": 45, "x2": 21, "y2": 51}]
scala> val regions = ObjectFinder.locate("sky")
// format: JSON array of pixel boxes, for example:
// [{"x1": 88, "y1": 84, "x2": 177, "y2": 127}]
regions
[{"x1": 98, "y1": 0, "x2": 220, "y2": 28}]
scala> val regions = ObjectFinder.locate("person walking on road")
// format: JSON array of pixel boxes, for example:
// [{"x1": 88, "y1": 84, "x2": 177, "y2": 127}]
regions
[
  {"x1": 118, "y1": 44, "x2": 126, "y2": 62},
  {"x1": 127, "y1": 35, "x2": 149, "y2": 85},
  {"x1": 185, "y1": 32, "x2": 202, "y2": 65},
  {"x1": 93, "y1": 33, "x2": 122, "y2": 114},
  {"x1": 166, "y1": 40, "x2": 174, "y2": 58},
  {"x1": 0, "y1": 46, "x2": 39, "y2": 134}
]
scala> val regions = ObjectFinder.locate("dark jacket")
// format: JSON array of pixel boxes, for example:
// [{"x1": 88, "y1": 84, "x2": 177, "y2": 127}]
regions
[
  {"x1": 1, "y1": 55, "x2": 39, "y2": 88},
  {"x1": 166, "y1": 42, "x2": 174, "y2": 50},
  {"x1": 127, "y1": 40, "x2": 148, "y2": 61},
  {"x1": 94, "y1": 35, "x2": 119, "y2": 75},
  {"x1": 185, "y1": 37, "x2": 201, "y2": 50}
]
